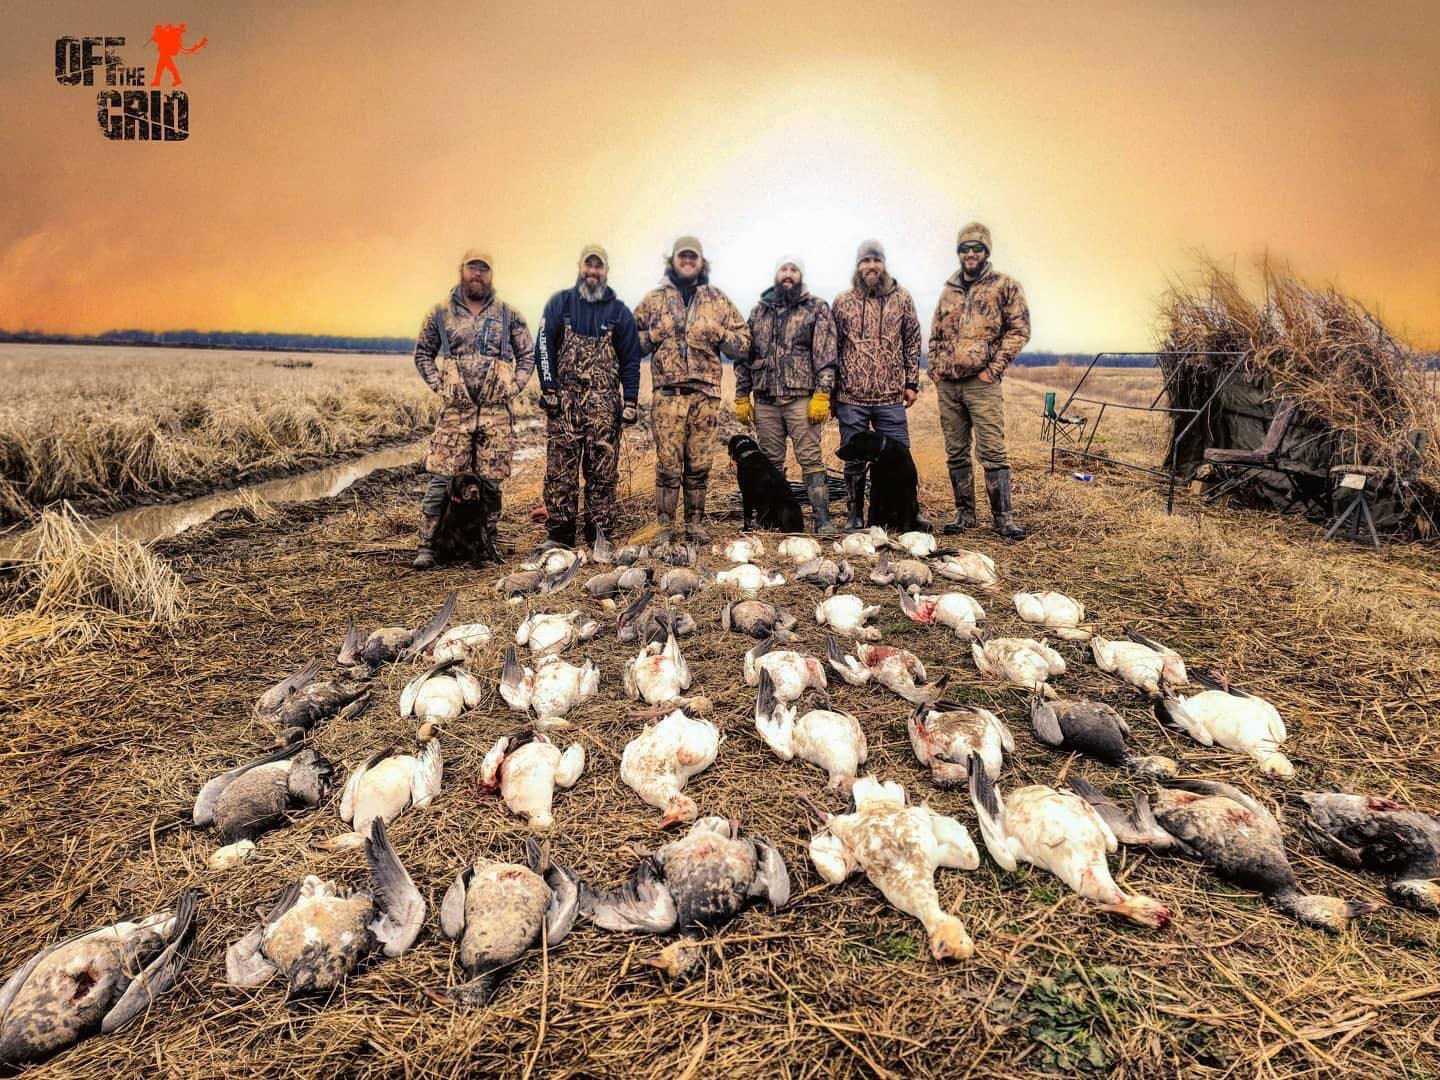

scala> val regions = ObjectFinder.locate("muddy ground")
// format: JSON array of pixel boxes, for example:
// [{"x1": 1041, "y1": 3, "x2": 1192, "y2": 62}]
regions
[{"x1": 2, "y1": 373, "x2": 1438, "y2": 1078}]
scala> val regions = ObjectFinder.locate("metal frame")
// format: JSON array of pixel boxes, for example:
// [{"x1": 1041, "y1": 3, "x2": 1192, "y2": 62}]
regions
[{"x1": 1048, "y1": 351, "x2": 1248, "y2": 513}]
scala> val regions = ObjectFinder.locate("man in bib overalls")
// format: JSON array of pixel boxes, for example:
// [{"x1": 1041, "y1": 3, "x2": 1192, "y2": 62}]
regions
[
  {"x1": 533, "y1": 244, "x2": 642, "y2": 548},
  {"x1": 410, "y1": 249, "x2": 535, "y2": 569}
]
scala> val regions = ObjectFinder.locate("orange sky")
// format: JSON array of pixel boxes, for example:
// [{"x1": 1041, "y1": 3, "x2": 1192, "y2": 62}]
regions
[{"x1": 2, "y1": 0, "x2": 1437, "y2": 351}]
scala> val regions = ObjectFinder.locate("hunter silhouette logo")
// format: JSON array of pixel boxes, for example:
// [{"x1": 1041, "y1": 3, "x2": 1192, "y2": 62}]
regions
[
  {"x1": 147, "y1": 24, "x2": 207, "y2": 87},
  {"x1": 54, "y1": 24, "x2": 208, "y2": 140}
]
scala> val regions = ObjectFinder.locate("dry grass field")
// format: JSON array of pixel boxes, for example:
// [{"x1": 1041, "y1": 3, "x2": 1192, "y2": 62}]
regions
[
  {"x1": 0, "y1": 344, "x2": 442, "y2": 527},
  {"x1": 2, "y1": 364, "x2": 1439, "y2": 1078}
]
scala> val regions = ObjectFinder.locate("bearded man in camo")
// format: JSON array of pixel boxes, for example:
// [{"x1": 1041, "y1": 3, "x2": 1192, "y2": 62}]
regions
[{"x1": 410, "y1": 249, "x2": 534, "y2": 568}]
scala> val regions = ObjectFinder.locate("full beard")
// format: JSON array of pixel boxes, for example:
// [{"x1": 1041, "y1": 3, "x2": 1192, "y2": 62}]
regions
[
  {"x1": 576, "y1": 276, "x2": 607, "y2": 302},
  {"x1": 463, "y1": 283, "x2": 494, "y2": 304},
  {"x1": 852, "y1": 268, "x2": 893, "y2": 296},
  {"x1": 773, "y1": 282, "x2": 803, "y2": 305}
]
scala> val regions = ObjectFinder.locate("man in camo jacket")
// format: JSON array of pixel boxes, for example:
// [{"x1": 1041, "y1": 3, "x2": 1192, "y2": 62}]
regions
[
  {"x1": 410, "y1": 248, "x2": 534, "y2": 568},
  {"x1": 927, "y1": 221, "x2": 1031, "y2": 540},
  {"x1": 633, "y1": 236, "x2": 750, "y2": 544},
  {"x1": 831, "y1": 239, "x2": 925, "y2": 532},
  {"x1": 734, "y1": 255, "x2": 839, "y2": 536}
]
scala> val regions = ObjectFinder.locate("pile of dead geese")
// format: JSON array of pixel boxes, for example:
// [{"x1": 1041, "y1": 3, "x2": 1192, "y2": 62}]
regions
[{"x1": 5, "y1": 526, "x2": 1438, "y2": 1068}]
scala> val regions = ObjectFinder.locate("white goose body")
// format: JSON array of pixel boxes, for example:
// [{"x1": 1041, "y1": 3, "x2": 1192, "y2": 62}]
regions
[
  {"x1": 777, "y1": 536, "x2": 823, "y2": 563},
  {"x1": 480, "y1": 732, "x2": 585, "y2": 830},
  {"x1": 1157, "y1": 684, "x2": 1291, "y2": 777},
  {"x1": 324, "y1": 727, "x2": 442, "y2": 850},
  {"x1": 425, "y1": 623, "x2": 493, "y2": 663},
  {"x1": 1013, "y1": 591, "x2": 1092, "y2": 641},
  {"x1": 754, "y1": 670, "x2": 866, "y2": 789},
  {"x1": 714, "y1": 562, "x2": 786, "y2": 596},
  {"x1": 833, "y1": 530, "x2": 883, "y2": 558},
  {"x1": 828, "y1": 637, "x2": 939, "y2": 706},
  {"x1": 620, "y1": 710, "x2": 719, "y2": 825},
  {"x1": 908, "y1": 703, "x2": 1013, "y2": 784},
  {"x1": 815, "y1": 594, "x2": 881, "y2": 641},
  {"x1": 900, "y1": 589, "x2": 986, "y2": 637},
  {"x1": 892, "y1": 531, "x2": 938, "y2": 558},
  {"x1": 972, "y1": 636, "x2": 1065, "y2": 695},
  {"x1": 516, "y1": 611, "x2": 599, "y2": 656},
  {"x1": 968, "y1": 767, "x2": 1170, "y2": 928},
  {"x1": 714, "y1": 536, "x2": 765, "y2": 564},
  {"x1": 1090, "y1": 632, "x2": 1189, "y2": 696},
  {"x1": 742, "y1": 640, "x2": 828, "y2": 702},
  {"x1": 934, "y1": 550, "x2": 997, "y2": 587},
  {"x1": 623, "y1": 632, "x2": 691, "y2": 705},
  {"x1": 808, "y1": 778, "x2": 978, "y2": 960}
]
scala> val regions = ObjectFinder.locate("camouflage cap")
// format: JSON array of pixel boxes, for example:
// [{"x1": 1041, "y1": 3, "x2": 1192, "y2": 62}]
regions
[
  {"x1": 671, "y1": 235, "x2": 704, "y2": 258},
  {"x1": 578, "y1": 243, "x2": 609, "y2": 268},
  {"x1": 459, "y1": 248, "x2": 493, "y2": 271},
  {"x1": 956, "y1": 222, "x2": 992, "y2": 253},
  {"x1": 855, "y1": 239, "x2": 886, "y2": 266}
]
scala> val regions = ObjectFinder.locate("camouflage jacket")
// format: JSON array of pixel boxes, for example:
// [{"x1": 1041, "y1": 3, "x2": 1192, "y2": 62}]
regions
[
  {"x1": 927, "y1": 265, "x2": 1030, "y2": 380},
  {"x1": 633, "y1": 279, "x2": 750, "y2": 398},
  {"x1": 830, "y1": 280, "x2": 921, "y2": 406},
  {"x1": 736, "y1": 286, "x2": 837, "y2": 401},
  {"x1": 414, "y1": 287, "x2": 535, "y2": 405}
]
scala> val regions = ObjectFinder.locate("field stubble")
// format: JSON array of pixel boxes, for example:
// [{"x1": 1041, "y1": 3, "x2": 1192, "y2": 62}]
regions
[{"x1": 1, "y1": 365, "x2": 1438, "y2": 1078}]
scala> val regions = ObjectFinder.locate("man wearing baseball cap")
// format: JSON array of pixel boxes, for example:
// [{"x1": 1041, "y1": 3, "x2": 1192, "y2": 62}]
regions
[
  {"x1": 926, "y1": 221, "x2": 1031, "y2": 540},
  {"x1": 831, "y1": 239, "x2": 924, "y2": 532},
  {"x1": 735, "y1": 255, "x2": 839, "y2": 536},
  {"x1": 633, "y1": 236, "x2": 751, "y2": 543},
  {"x1": 410, "y1": 249, "x2": 535, "y2": 568},
  {"x1": 532, "y1": 244, "x2": 643, "y2": 548}
]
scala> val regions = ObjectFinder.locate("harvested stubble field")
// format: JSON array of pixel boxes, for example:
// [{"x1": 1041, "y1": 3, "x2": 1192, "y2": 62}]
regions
[
  {"x1": 2, "y1": 366, "x2": 1439, "y2": 1079},
  {"x1": 0, "y1": 344, "x2": 447, "y2": 527}
]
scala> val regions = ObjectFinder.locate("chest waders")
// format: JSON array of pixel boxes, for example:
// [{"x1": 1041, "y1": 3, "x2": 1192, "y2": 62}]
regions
[
  {"x1": 541, "y1": 312, "x2": 622, "y2": 547},
  {"x1": 415, "y1": 303, "x2": 508, "y2": 568}
]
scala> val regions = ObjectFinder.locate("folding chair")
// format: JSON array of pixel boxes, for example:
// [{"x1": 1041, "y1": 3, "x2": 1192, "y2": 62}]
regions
[
  {"x1": 1040, "y1": 391, "x2": 1087, "y2": 445},
  {"x1": 1201, "y1": 400, "x2": 1323, "y2": 513}
]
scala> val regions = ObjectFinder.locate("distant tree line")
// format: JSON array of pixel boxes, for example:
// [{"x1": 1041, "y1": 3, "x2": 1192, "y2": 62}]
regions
[
  {"x1": 0, "y1": 329, "x2": 414, "y2": 354},
  {"x1": 1, "y1": 328, "x2": 1167, "y2": 368}
]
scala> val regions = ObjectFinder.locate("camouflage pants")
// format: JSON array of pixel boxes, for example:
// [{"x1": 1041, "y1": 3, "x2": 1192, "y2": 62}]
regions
[
  {"x1": 425, "y1": 404, "x2": 515, "y2": 479},
  {"x1": 653, "y1": 390, "x2": 719, "y2": 492},
  {"x1": 544, "y1": 383, "x2": 621, "y2": 533},
  {"x1": 937, "y1": 376, "x2": 1008, "y2": 470},
  {"x1": 753, "y1": 396, "x2": 823, "y2": 476}
]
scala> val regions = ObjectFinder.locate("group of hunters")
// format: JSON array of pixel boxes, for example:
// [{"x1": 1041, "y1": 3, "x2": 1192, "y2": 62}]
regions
[{"x1": 409, "y1": 223, "x2": 1031, "y2": 570}]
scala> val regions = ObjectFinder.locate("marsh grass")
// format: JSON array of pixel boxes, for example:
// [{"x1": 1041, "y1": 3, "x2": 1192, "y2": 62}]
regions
[{"x1": 0, "y1": 366, "x2": 1437, "y2": 1078}]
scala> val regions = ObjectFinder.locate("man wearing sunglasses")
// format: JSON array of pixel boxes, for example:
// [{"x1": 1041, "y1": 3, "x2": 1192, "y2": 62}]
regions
[{"x1": 927, "y1": 222, "x2": 1031, "y2": 540}]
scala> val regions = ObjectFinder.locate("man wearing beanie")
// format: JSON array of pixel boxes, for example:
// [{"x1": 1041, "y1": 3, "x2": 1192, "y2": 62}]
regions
[
  {"x1": 926, "y1": 221, "x2": 1031, "y2": 540},
  {"x1": 831, "y1": 239, "x2": 924, "y2": 532},
  {"x1": 533, "y1": 244, "x2": 643, "y2": 548},
  {"x1": 410, "y1": 249, "x2": 535, "y2": 568},
  {"x1": 734, "y1": 255, "x2": 839, "y2": 536},
  {"x1": 633, "y1": 236, "x2": 751, "y2": 543}
]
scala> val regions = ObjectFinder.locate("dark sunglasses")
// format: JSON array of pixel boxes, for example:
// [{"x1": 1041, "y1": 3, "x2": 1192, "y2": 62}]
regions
[{"x1": 957, "y1": 242, "x2": 987, "y2": 254}]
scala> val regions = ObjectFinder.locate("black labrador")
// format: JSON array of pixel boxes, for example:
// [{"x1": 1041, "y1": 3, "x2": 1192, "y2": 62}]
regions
[
  {"x1": 432, "y1": 471, "x2": 501, "y2": 566},
  {"x1": 835, "y1": 430, "x2": 928, "y2": 533},
  {"x1": 728, "y1": 434, "x2": 804, "y2": 532}
]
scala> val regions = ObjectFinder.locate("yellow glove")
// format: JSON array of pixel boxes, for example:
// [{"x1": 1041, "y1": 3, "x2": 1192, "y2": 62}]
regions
[
  {"x1": 734, "y1": 395, "x2": 754, "y2": 427},
  {"x1": 807, "y1": 391, "x2": 830, "y2": 424}
]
